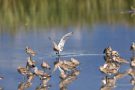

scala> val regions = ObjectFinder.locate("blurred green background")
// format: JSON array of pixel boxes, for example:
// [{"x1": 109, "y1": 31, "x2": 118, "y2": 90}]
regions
[{"x1": 0, "y1": 0, "x2": 135, "y2": 30}]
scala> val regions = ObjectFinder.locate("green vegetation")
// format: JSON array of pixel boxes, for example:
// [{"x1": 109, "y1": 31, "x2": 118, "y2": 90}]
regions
[{"x1": 0, "y1": 0, "x2": 135, "y2": 29}]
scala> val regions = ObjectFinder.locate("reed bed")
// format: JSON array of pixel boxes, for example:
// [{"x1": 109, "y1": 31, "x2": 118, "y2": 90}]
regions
[{"x1": 0, "y1": 0, "x2": 135, "y2": 29}]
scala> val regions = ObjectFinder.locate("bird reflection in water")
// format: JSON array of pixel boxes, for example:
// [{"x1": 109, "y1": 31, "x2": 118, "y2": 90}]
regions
[
  {"x1": 18, "y1": 81, "x2": 32, "y2": 90},
  {"x1": 100, "y1": 71, "x2": 127, "y2": 90},
  {"x1": 53, "y1": 57, "x2": 80, "y2": 90},
  {"x1": 35, "y1": 74, "x2": 51, "y2": 90}
]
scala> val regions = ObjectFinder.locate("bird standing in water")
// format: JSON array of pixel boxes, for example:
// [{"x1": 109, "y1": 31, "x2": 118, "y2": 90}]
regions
[
  {"x1": 25, "y1": 46, "x2": 36, "y2": 58},
  {"x1": 26, "y1": 57, "x2": 36, "y2": 70},
  {"x1": 17, "y1": 66, "x2": 29, "y2": 76},
  {"x1": 130, "y1": 42, "x2": 135, "y2": 56},
  {"x1": 49, "y1": 32, "x2": 73, "y2": 55},
  {"x1": 53, "y1": 58, "x2": 79, "y2": 73},
  {"x1": 41, "y1": 61, "x2": 51, "y2": 70}
]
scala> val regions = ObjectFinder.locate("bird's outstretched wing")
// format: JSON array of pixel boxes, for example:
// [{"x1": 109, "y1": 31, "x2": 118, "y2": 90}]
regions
[
  {"x1": 58, "y1": 32, "x2": 73, "y2": 51},
  {"x1": 49, "y1": 37, "x2": 59, "y2": 49}
]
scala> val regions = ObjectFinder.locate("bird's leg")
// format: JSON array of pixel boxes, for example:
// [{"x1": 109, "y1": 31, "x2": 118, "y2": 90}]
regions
[
  {"x1": 30, "y1": 55, "x2": 32, "y2": 60},
  {"x1": 56, "y1": 52, "x2": 59, "y2": 55},
  {"x1": 26, "y1": 63, "x2": 30, "y2": 71},
  {"x1": 56, "y1": 52, "x2": 58, "y2": 55},
  {"x1": 58, "y1": 51, "x2": 61, "y2": 57},
  {"x1": 56, "y1": 51, "x2": 60, "y2": 58}
]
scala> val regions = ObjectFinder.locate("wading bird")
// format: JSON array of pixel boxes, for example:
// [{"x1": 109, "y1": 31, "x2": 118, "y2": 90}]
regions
[
  {"x1": 130, "y1": 57, "x2": 135, "y2": 68},
  {"x1": 130, "y1": 78, "x2": 135, "y2": 85},
  {"x1": 41, "y1": 61, "x2": 51, "y2": 70},
  {"x1": 112, "y1": 56, "x2": 129, "y2": 64},
  {"x1": 53, "y1": 58, "x2": 79, "y2": 73},
  {"x1": 127, "y1": 68, "x2": 135, "y2": 78},
  {"x1": 33, "y1": 67, "x2": 44, "y2": 76},
  {"x1": 130, "y1": 42, "x2": 135, "y2": 55},
  {"x1": 17, "y1": 66, "x2": 29, "y2": 76},
  {"x1": 25, "y1": 46, "x2": 36, "y2": 57},
  {"x1": 49, "y1": 32, "x2": 73, "y2": 55},
  {"x1": 103, "y1": 46, "x2": 112, "y2": 57},
  {"x1": 26, "y1": 57, "x2": 36, "y2": 70}
]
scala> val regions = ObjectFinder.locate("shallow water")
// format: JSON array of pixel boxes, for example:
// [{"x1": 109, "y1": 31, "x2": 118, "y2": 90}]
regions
[
  {"x1": 1, "y1": 1, "x2": 135, "y2": 89},
  {"x1": 0, "y1": 23, "x2": 135, "y2": 90}
]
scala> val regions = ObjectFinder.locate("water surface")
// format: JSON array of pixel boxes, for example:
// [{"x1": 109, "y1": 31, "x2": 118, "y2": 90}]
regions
[{"x1": 0, "y1": 1, "x2": 135, "y2": 90}]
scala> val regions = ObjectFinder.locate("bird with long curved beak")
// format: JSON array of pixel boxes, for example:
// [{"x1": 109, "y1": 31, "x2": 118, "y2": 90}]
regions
[
  {"x1": 49, "y1": 32, "x2": 73, "y2": 55},
  {"x1": 25, "y1": 46, "x2": 36, "y2": 57}
]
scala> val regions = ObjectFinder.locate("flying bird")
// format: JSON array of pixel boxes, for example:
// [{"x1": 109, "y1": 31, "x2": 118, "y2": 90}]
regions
[{"x1": 49, "y1": 32, "x2": 73, "y2": 55}]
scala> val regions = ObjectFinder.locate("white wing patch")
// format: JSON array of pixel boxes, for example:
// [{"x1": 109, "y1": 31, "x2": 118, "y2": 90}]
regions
[{"x1": 58, "y1": 32, "x2": 73, "y2": 51}]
